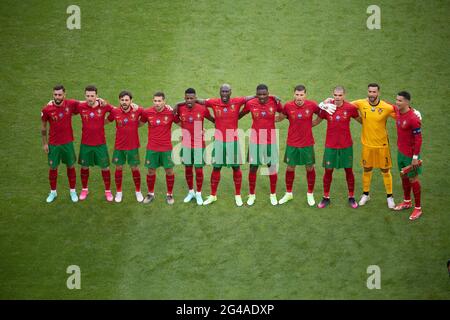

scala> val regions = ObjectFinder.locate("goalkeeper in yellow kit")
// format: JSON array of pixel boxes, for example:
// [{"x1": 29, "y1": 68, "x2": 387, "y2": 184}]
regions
[{"x1": 352, "y1": 83, "x2": 396, "y2": 208}]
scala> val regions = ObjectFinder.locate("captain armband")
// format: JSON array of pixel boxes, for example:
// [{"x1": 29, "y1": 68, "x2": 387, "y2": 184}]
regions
[{"x1": 412, "y1": 128, "x2": 421, "y2": 135}]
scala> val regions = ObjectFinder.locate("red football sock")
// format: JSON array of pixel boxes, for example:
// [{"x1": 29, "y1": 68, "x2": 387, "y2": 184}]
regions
[
  {"x1": 166, "y1": 174, "x2": 175, "y2": 195},
  {"x1": 185, "y1": 166, "x2": 194, "y2": 190},
  {"x1": 67, "y1": 167, "x2": 76, "y2": 189},
  {"x1": 269, "y1": 173, "x2": 277, "y2": 194},
  {"x1": 101, "y1": 169, "x2": 111, "y2": 191},
  {"x1": 115, "y1": 169, "x2": 123, "y2": 192},
  {"x1": 249, "y1": 170, "x2": 257, "y2": 195},
  {"x1": 411, "y1": 180, "x2": 421, "y2": 208},
  {"x1": 401, "y1": 177, "x2": 411, "y2": 201},
  {"x1": 195, "y1": 167, "x2": 204, "y2": 192},
  {"x1": 80, "y1": 168, "x2": 89, "y2": 189},
  {"x1": 285, "y1": 170, "x2": 295, "y2": 193},
  {"x1": 49, "y1": 168, "x2": 58, "y2": 190},
  {"x1": 306, "y1": 168, "x2": 316, "y2": 193},
  {"x1": 210, "y1": 170, "x2": 221, "y2": 196},
  {"x1": 323, "y1": 168, "x2": 333, "y2": 198},
  {"x1": 132, "y1": 169, "x2": 141, "y2": 192},
  {"x1": 146, "y1": 174, "x2": 156, "y2": 193},
  {"x1": 233, "y1": 169, "x2": 242, "y2": 195},
  {"x1": 345, "y1": 168, "x2": 355, "y2": 197}
]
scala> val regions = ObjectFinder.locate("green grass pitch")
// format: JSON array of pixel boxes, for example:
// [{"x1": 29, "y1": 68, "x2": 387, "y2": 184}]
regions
[{"x1": 0, "y1": 0, "x2": 449, "y2": 299}]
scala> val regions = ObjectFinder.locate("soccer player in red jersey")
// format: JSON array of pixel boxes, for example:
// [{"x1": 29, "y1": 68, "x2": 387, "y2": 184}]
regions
[
  {"x1": 314, "y1": 86, "x2": 361, "y2": 209},
  {"x1": 41, "y1": 84, "x2": 80, "y2": 203},
  {"x1": 106, "y1": 91, "x2": 144, "y2": 203},
  {"x1": 392, "y1": 91, "x2": 423, "y2": 220},
  {"x1": 196, "y1": 84, "x2": 253, "y2": 207},
  {"x1": 276, "y1": 85, "x2": 321, "y2": 206},
  {"x1": 175, "y1": 88, "x2": 215, "y2": 205},
  {"x1": 239, "y1": 84, "x2": 283, "y2": 206},
  {"x1": 140, "y1": 92, "x2": 178, "y2": 205},
  {"x1": 76, "y1": 85, "x2": 114, "y2": 202}
]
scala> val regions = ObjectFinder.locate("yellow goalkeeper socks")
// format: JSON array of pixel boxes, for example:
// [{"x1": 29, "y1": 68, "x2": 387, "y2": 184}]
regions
[
  {"x1": 362, "y1": 170, "x2": 373, "y2": 193},
  {"x1": 382, "y1": 170, "x2": 393, "y2": 195}
]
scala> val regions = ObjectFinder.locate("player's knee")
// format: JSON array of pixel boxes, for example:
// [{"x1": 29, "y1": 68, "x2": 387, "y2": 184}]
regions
[
  {"x1": 165, "y1": 168, "x2": 174, "y2": 175},
  {"x1": 101, "y1": 167, "x2": 109, "y2": 171},
  {"x1": 213, "y1": 167, "x2": 222, "y2": 172},
  {"x1": 409, "y1": 175, "x2": 418, "y2": 183},
  {"x1": 250, "y1": 165, "x2": 259, "y2": 173},
  {"x1": 364, "y1": 167, "x2": 373, "y2": 172},
  {"x1": 287, "y1": 165, "x2": 296, "y2": 172},
  {"x1": 232, "y1": 166, "x2": 240, "y2": 171},
  {"x1": 381, "y1": 168, "x2": 390, "y2": 174},
  {"x1": 148, "y1": 168, "x2": 156, "y2": 175},
  {"x1": 305, "y1": 165, "x2": 314, "y2": 172}
]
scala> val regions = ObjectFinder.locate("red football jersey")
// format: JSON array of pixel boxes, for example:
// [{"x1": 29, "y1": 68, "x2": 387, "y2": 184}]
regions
[
  {"x1": 77, "y1": 102, "x2": 113, "y2": 146},
  {"x1": 141, "y1": 106, "x2": 179, "y2": 152},
  {"x1": 107, "y1": 106, "x2": 143, "y2": 150},
  {"x1": 395, "y1": 107, "x2": 422, "y2": 157},
  {"x1": 242, "y1": 97, "x2": 283, "y2": 144},
  {"x1": 176, "y1": 103, "x2": 211, "y2": 148},
  {"x1": 205, "y1": 97, "x2": 246, "y2": 142},
  {"x1": 41, "y1": 99, "x2": 79, "y2": 145},
  {"x1": 318, "y1": 101, "x2": 359, "y2": 149},
  {"x1": 283, "y1": 100, "x2": 320, "y2": 148}
]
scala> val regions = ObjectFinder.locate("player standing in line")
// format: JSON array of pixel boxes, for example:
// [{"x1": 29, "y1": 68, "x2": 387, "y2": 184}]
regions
[
  {"x1": 196, "y1": 84, "x2": 252, "y2": 207},
  {"x1": 76, "y1": 85, "x2": 114, "y2": 202},
  {"x1": 106, "y1": 91, "x2": 144, "y2": 203},
  {"x1": 239, "y1": 84, "x2": 283, "y2": 206},
  {"x1": 392, "y1": 91, "x2": 423, "y2": 220},
  {"x1": 174, "y1": 88, "x2": 215, "y2": 205},
  {"x1": 315, "y1": 86, "x2": 361, "y2": 209},
  {"x1": 140, "y1": 92, "x2": 178, "y2": 205},
  {"x1": 276, "y1": 85, "x2": 321, "y2": 206},
  {"x1": 41, "y1": 84, "x2": 80, "y2": 203},
  {"x1": 351, "y1": 83, "x2": 396, "y2": 208}
]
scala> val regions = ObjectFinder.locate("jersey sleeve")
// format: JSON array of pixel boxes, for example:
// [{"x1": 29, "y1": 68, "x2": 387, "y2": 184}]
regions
[
  {"x1": 107, "y1": 109, "x2": 115, "y2": 122},
  {"x1": 68, "y1": 99, "x2": 80, "y2": 114},
  {"x1": 351, "y1": 99, "x2": 362, "y2": 111},
  {"x1": 350, "y1": 105, "x2": 360, "y2": 118},
  {"x1": 235, "y1": 97, "x2": 247, "y2": 106},
  {"x1": 41, "y1": 107, "x2": 49, "y2": 121},
  {"x1": 312, "y1": 101, "x2": 320, "y2": 114},
  {"x1": 318, "y1": 109, "x2": 328, "y2": 119},
  {"x1": 411, "y1": 114, "x2": 422, "y2": 155},
  {"x1": 276, "y1": 100, "x2": 283, "y2": 113}
]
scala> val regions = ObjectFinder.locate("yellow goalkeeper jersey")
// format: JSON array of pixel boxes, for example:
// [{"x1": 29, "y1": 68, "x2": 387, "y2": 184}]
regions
[{"x1": 351, "y1": 99, "x2": 396, "y2": 148}]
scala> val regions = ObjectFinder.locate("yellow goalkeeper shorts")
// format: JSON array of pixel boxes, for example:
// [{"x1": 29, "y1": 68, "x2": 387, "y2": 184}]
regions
[{"x1": 361, "y1": 145, "x2": 392, "y2": 169}]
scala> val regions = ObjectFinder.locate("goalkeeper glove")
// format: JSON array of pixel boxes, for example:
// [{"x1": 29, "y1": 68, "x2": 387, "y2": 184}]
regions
[{"x1": 318, "y1": 101, "x2": 336, "y2": 115}]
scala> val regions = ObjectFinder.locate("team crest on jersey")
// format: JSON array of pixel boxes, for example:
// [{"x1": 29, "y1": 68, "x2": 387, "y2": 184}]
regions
[
  {"x1": 89, "y1": 112, "x2": 95, "y2": 118},
  {"x1": 59, "y1": 112, "x2": 64, "y2": 118},
  {"x1": 188, "y1": 116, "x2": 193, "y2": 123},
  {"x1": 378, "y1": 108, "x2": 383, "y2": 114},
  {"x1": 297, "y1": 113, "x2": 303, "y2": 119},
  {"x1": 261, "y1": 111, "x2": 267, "y2": 117},
  {"x1": 223, "y1": 107, "x2": 228, "y2": 113},
  {"x1": 336, "y1": 115, "x2": 341, "y2": 121},
  {"x1": 156, "y1": 119, "x2": 161, "y2": 125},
  {"x1": 123, "y1": 118, "x2": 129, "y2": 124}
]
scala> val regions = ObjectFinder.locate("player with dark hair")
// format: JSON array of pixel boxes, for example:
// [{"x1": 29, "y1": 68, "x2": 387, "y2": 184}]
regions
[
  {"x1": 239, "y1": 84, "x2": 283, "y2": 206},
  {"x1": 392, "y1": 91, "x2": 423, "y2": 220},
  {"x1": 41, "y1": 84, "x2": 81, "y2": 202},
  {"x1": 77, "y1": 85, "x2": 114, "y2": 202},
  {"x1": 276, "y1": 85, "x2": 321, "y2": 206},
  {"x1": 351, "y1": 83, "x2": 397, "y2": 208},
  {"x1": 175, "y1": 88, "x2": 215, "y2": 205},
  {"x1": 140, "y1": 92, "x2": 178, "y2": 205},
  {"x1": 315, "y1": 86, "x2": 361, "y2": 209},
  {"x1": 106, "y1": 90, "x2": 144, "y2": 203},
  {"x1": 194, "y1": 84, "x2": 255, "y2": 207}
]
